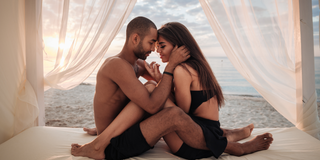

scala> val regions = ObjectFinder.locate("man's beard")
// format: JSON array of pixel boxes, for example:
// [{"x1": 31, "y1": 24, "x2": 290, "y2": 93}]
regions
[{"x1": 134, "y1": 42, "x2": 150, "y2": 60}]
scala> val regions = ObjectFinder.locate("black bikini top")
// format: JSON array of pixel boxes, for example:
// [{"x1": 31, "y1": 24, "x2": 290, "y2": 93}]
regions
[{"x1": 189, "y1": 90, "x2": 215, "y2": 114}]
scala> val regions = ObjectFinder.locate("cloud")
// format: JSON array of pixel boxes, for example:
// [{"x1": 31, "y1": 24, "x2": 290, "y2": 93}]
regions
[
  {"x1": 187, "y1": 5, "x2": 203, "y2": 16},
  {"x1": 42, "y1": 0, "x2": 319, "y2": 57},
  {"x1": 312, "y1": 0, "x2": 319, "y2": 47},
  {"x1": 144, "y1": 0, "x2": 199, "y2": 9},
  {"x1": 166, "y1": 0, "x2": 199, "y2": 7}
]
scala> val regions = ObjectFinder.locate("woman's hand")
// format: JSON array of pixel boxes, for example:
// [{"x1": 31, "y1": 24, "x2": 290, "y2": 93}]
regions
[{"x1": 144, "y1": 61, "x2": 162, "y2": 83}]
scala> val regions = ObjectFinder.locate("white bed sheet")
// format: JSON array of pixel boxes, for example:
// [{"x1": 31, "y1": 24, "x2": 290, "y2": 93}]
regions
[{"x1": 0, "y1": 126, "x2": 319, "y2": 160}]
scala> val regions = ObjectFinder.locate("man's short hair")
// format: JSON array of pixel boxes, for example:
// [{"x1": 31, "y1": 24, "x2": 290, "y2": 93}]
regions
[{"x1": 126, "y1": 16, "x2": 157, "y2": 41}]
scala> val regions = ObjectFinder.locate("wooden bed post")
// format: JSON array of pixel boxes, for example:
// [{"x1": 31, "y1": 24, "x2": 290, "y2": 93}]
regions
[
  {"x1": 294, "y1": 0, "x2": 319, "y2": 139},
  {"x1": 25, "y1": 0, "x2": 45, "y2": 126}
]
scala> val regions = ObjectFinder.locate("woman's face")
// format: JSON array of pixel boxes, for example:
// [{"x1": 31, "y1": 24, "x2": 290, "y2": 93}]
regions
[{"x1": 157, "y1": 36, "x2": 174, "y2": 63}]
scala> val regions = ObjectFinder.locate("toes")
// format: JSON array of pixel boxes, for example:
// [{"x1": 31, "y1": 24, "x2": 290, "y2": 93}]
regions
[
  {"x1": 266, "y1": 137, "x2": 273, "y2": 143},
  {"x1": 71, "y1": 144, "x2": 80, "y2": 153},
  {"x1": 260, "y1": 133, "x2": 272, "y2": 138},
  {"x1": 83, "y1": 128, "x2": 88, "y2": 132},
  {"x1": 71, "y1": 143, "x2": 81, "y2": 148},
  {"x1": 262, "y1": 133, "x2": 273, "y2": 142},
  {"x1": 249, "y1": 124, "x2": 254, "y2": 132},
  {"x1": 263, "y1": 144, "x2": 270, "y2": 150},
  {"x1": 71, "y1": 144, "x2": 82, "y2": 156}
]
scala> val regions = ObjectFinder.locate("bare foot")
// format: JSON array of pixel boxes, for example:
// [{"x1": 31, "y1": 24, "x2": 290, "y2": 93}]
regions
[
  {"x1": 241, "y1": 133, "x2": 273, "y2": 155},
  {"x1": 71, "y1": 142, "x2": 105, "y2": 160},
  {"x1": 223, "y1": 124, "x2": 254, "y2": 142},
  {"x1": 84, "y1": 127, "x2": 97, "y2": 136},
  {"x1": 225, "y1": 133, "x2": 273, "y2": 156}
]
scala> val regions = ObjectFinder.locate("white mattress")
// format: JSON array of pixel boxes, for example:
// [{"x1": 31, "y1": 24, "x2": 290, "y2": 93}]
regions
[{"x1": 0, "y1": 126, "x2": 320, "y2": 160}]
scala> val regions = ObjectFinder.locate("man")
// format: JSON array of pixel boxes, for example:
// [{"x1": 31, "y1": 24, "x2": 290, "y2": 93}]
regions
[
  {"x1": 71, "y1": 16, "x2": 190, "y2": 158},
  {"x1": 71, "y1": 17, "x2": 273, "y2": 160},
  {"x1": 85, "y1": 16, "x2": 190, "y2": 135}
]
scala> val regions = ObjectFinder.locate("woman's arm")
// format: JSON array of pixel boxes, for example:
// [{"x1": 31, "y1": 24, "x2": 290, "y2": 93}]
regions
[{"x1": 173, "y1": 65, "x2": 193, "y2": 113}]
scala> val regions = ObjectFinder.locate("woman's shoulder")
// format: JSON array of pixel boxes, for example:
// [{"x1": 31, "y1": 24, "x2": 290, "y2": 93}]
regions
[
  {"x1": 173, "y1": 64, "x2": 189, "y2": 77},
  {"x1": 174, "y1": 63, "x2": 189, "y2": 73},
  {"x1": 176, "y1": 63, "x2": 193, "y2": 70},
  {"x1": 175, "y1": 63, "x2": 197, "y2": 76},
  {"x1": 176, "y1": 63, "x2": 197, "y2": 74}
]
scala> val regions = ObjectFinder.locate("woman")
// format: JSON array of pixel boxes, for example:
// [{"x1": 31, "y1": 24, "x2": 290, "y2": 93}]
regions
[
  {"x1": 159, "y1": 22, "x2": 227, "y2": 158},
  {"x1": 71, "y1": 22, "x2": 273, "y2": 160},
  {"x1": 151, "y1": 22, "x2": 256, "y2": 159}
]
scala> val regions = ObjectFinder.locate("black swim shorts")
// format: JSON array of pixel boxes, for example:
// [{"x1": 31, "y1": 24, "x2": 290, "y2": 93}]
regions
[
  {"x1": 104, "y1": 123, "x2": 153, "y2": 160},
  {"x1": 174, "y1": 115, "x2": 227, "y2": 159},
  {"x1": 174, "y1": 143, "x2": 213, "y2": 160}
]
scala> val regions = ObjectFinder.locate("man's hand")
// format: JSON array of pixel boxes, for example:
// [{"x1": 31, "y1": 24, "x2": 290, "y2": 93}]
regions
[
  {"x1": 167, "y1": 46, "x2": 190, "y2": 70},
  {"x1": 144, "y1": 61, "x2": 162, "y2": 83}
]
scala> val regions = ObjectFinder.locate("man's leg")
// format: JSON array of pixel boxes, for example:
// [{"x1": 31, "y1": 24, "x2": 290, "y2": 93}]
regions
[
  {"x1": 71, "y1": 101, "x2": 147, "y2": 159},
  {"x1": 72, "y1": 106, "x2": 272, "y2": 159},
  {"x1": 82, "y1": 81, "x2": 157, "y2": 136},
  {"x1": 224, "y1": 133, "x2": 273, "y2": 156},
  {"x1": 140, "y1": 107, "x2": 273, "y2": 157},
  {"x1": 161, "y1": 96, "x2": 255, "y2": 153},
  {"x1": 71, "y1": 82, "x2": 156, "y2": 159},
  {"x1": 163, "y1": 124, "x2": 255, "y2": 154},
  {"x1": 141, "y1": 106, "x2": 208, "y2": 149}
]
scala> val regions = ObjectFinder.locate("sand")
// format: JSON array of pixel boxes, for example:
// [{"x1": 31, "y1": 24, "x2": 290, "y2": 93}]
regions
[{"x1": 44, "y1": 83, "x2": 320, "y2": 129}]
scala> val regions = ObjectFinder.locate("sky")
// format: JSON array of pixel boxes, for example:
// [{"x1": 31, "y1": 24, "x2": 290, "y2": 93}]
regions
[
  {"x1": 42, "y1": 0, "x2": 320, "y2": 64},
  {"x1": 40, "y1": 0, "x2": 320, "y2": 86},
  {"x1": 105, "y1": 0, "x2": 320, "y2": 58}
]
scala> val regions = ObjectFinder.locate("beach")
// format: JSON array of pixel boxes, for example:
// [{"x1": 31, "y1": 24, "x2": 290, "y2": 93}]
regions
[{"x1": 44, "y1": 83, "x2": 320, "y2": 129}]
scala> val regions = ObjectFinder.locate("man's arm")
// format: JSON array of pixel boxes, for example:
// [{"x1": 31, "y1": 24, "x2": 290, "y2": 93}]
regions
[{"x1": 109, "y1": 46, "x2": 190, "y2": 114}]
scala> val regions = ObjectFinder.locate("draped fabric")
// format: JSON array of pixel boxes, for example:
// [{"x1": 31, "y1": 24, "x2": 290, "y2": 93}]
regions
[
  {"x1": 0, "y1": 0, "x2": 39, "y2": 144},
  {"x1": 43, "y1": 0, "x2": 136, "y2": 90},
  {"x1": 200, "y1": 0, "x2": 320, "y2": 139}
]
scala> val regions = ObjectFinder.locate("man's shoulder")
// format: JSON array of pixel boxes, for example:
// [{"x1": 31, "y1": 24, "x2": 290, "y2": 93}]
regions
[
  {"x1": 101, "y1": 56, "x2": 130, "y2": 70},
  {"x1": 99, "y1": 56, "x2": 135, "y2": 78},
  {"x1": 105, "y1": 56, "x2": 126, "y2": 65}
]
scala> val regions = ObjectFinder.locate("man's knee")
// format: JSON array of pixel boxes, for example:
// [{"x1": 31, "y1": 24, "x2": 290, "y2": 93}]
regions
[
  {"x1": 144, "y1": 80, "x2": 157, "y2": 93},
  {"x1": 163, "y1": 107, "x2": 188, "y2": 123}
]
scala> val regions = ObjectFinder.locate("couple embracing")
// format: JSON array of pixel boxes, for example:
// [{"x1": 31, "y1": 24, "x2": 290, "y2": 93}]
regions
[{"x1": 71, "y1": 16, "x2": 273, "y2": 160}]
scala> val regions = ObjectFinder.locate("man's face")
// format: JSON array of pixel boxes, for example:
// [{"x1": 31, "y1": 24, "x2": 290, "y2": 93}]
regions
[{"x1": 133, "y1": 28, "x2": 157, "y2": 60}]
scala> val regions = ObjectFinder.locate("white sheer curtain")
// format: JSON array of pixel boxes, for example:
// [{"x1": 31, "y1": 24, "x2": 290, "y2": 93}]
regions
[
  {"x1": 0, "y1": 0, "x2": 39, "y2": 144},
  {"x1": 42, "y1": 0, "x2": 136, "y2": 90},
  {"x1": 200, "y1": 0, "x2": 320, "y2": 139}
]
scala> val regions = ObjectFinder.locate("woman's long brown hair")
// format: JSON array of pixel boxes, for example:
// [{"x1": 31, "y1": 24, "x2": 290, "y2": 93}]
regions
[{"x1": 158, "y1": 22, "x2": 224, "y2": 107}]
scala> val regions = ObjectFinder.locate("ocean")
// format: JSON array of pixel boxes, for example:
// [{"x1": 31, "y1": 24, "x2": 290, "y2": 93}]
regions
[{"x1": 84, "y1": 56, "x2": 320, "y2": 100}]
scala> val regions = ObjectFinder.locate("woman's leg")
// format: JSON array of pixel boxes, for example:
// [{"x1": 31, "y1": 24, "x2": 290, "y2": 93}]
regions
[
  {"x1": 221, "y1": 124, "x2": 254, "y2": 142},
  {"x1": 163, "y1": 132, "x2": 184, "y2": 153},
  {"x1": 161, "y1": 94, "x2": 184, "y2": 153}
]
